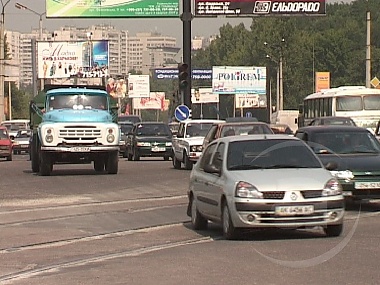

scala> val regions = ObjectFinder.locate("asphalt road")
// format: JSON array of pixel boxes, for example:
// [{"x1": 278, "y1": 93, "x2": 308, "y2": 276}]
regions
[{"x1": 1, "y1": 154, "x2": 380, "y2": 285}]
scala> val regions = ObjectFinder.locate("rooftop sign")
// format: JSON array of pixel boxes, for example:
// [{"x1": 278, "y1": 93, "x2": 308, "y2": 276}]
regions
[{"x1": 195, "y1": 0, "x2": 326, "y2": 17}]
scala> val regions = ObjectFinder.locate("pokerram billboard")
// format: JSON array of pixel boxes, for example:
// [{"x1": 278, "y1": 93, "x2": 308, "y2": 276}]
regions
[
  {"x1": 37, "y1": 40, "x2": 109, "y2": 79},
  {"x1": 46, "y1": 0, "x2": 179, "y2": 18},
  {"x1": 195, "y1": 0, "x2": 326, "y2": 17}
]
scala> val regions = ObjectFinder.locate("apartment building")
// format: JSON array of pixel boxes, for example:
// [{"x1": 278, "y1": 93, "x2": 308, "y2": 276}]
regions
[{"x1": 5, "y1": 25, "x2": 216, "y2": 88}]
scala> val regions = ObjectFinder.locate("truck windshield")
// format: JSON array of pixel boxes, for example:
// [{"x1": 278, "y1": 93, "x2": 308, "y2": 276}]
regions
[{"x1": 48, "y1": 94, "x2": 107, "y2": 110}]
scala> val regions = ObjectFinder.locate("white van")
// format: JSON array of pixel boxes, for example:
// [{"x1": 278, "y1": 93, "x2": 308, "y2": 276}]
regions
[
  {"x1": 271, "y1": 110, "x2": 299, "y2": 133},
  {"x1": 0, "y1": 119, "x2": 30, "y2": 139}
]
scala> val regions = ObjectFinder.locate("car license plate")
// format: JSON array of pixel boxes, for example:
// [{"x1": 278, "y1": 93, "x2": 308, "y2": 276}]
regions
[
  {"x1": 275, "y1": 205, "x2": 314, "y2": 216},
  {"x1": 354, "y1": 182, "x2": 380, "y2": 189},
  {"x1": 71, "y1": 147, "x2": 91, "y2": 152},
  {"x1": 151, "y1": 147, "x2": 165, "y2": 152}
]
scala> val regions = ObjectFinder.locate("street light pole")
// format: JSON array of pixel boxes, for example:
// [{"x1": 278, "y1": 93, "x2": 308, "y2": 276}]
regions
[
  {"x1": 264, "y1": 38, "x2": 285, "y2": 111},
  {"x1": 15, "y1": 2, "x2": 46, "y2": 91},
  {"x1": 0, "y1": 0, "x2": 10, "y2": 122}
]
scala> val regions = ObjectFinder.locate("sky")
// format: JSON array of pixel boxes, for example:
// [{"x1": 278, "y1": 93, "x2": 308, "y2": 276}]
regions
[{"x1": 4, "y1": 0, "x2": 354, "y2": 43}]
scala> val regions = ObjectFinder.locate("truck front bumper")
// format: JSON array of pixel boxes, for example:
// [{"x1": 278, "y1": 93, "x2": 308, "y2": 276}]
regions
[{"x1": 41, "y1": 146, "x2": 120, "y2": 152}]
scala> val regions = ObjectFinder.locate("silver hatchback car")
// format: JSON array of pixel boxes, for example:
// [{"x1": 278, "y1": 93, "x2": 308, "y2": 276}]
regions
[{"x1": 187, "y1": 135, "x2": 345, "y2": 240}]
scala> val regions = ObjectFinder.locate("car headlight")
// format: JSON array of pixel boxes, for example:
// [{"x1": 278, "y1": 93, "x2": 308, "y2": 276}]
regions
[
  {"x1": 330, "y1": 170, "x2": 354, "y2": 180},
  {"x1": 166, "y1": 142, "x2": 172, "y2": 146},
  {"x1": 190, "y1": 145, "x2": 203, "y2": 152},
  {"x1": 235, "y1": 181, "x2": 263, "y2": 199},
  {"x1": 322, "y1": 178, "x2": 342, "y2": 196},
  {"x1": 137, "y1": 142, "x2": 151, "y2": 147}
]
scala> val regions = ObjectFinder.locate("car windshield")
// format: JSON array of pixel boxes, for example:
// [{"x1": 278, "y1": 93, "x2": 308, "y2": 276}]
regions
[
  {"x1": 48, "y1": 94, "x2": 108, "y2": 110},
  {"x1": 227, "y1": 139, "x2": 322, "y2": 170},
  {"x1": 186, "y1": 123, "x2": 214, "y2": 137},
  {"x1": 136, "y1": 124, "x2": 171, "y2": 136},
  {"x1": 120, "y1": 124, "x2": 133, "y2": 134},
  {"x1": 310, "y1": 132, "x2": 380, "y2": 155},
  {"x1": 0, "y1": 129, "x2": 8, "y2": 139},
  {"x1": 221, "y1": 124, "x2": 273, "y2": 137}
]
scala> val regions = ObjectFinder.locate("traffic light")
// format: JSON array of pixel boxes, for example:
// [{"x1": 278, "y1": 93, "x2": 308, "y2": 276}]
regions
[{"x1": 178, "y1": 63, "x2": 189, "y2": 90}]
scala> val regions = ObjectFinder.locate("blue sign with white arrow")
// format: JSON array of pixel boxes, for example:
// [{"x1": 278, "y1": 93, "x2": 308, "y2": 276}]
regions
[{"x1": 175, "y1": 105, "x2": 190, "y2": 121}]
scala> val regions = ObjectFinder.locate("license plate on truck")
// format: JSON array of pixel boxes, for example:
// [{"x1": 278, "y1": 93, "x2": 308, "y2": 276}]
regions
[{"x1": 71, "y1": 147, "x2": 91, "y2": 152}]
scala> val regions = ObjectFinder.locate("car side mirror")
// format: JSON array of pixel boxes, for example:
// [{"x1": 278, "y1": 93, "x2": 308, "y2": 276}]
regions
[
  {"x1": 325, "y1": 161, "x2": 338, "y2": 171},
  {"x1": 204, "y1": 164, "x2": 221, "y2": 175}
]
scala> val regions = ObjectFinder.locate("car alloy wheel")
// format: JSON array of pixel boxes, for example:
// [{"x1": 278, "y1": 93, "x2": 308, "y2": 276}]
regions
[
  {"x1": 191, "y1": 196, "x2": 208, "y2": 230},
  {"x1": 222, "y1": 203, "x2": 238, "y2": 240}
]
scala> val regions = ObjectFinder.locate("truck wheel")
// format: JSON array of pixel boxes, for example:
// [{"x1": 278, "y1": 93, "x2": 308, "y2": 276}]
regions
[
  {"x1": 31, "y1": 135, "x2": 40, "y2": 173},
  {"x1": 106, "y1": 151, "x2": 118, "y2": 174},
  {"x1": 94, "y1": 158, "x2": 105, "y2": 172},
  {"x1": 184, "y1": 152, "x2": 193, "y2": 170},
  {"x1": 7, "y1": 154, "x2": 12, "y2": 161},
  {"x1": 39, "y1": 152, "x2": 52, "y2": 176}
]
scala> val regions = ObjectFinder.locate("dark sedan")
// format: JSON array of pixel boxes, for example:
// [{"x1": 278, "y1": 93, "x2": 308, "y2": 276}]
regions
[
  {"x1": 295, "y1": 125, "x2": 380, "y2": 200},
  {"x1": 125, "y1": 122, "x2": 172, "y2": 161}
]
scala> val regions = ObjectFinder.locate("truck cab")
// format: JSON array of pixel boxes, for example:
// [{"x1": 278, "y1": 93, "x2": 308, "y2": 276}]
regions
[{"x1": 30, "y1": 85, "x2": 120, "y2": 176}]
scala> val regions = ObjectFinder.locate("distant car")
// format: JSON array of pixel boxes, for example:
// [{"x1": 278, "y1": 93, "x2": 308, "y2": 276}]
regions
[
  {"x1": 172, "y1": 119, "x2": 224, "y2": 170},
  {"x1": 295, "y1": 125, "x2": 380, "y2": 200},
  {"x1": 187, "y1": 135, "x2": 344, "y2": 239},
  {"x1": 202, "y1": 121, "x2": 273, "y2": 149},
  {"x1": 308, "y1": 116, "x2": 356, "y2": 127},
  {"x1": 125, "y1": 122, "x2": 172, "y2": 161},
  {"x1": 119, "y1": 122, "x2": 134, "y2": 156},
  {"x1": 0, "y1": 126, "x2": 12, "y2": 161},
  {"x1": 118, "y1": 115, "x2": 142, "y2": 124},
  {"x1": 12, "y1": 129, "x2": 31, "y2": 154},
  {"x1": 270, "y1": 123, "x2": 294, "y2": 135}
]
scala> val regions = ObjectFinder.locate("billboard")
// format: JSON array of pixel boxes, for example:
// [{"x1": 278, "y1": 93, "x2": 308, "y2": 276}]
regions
[
  {"x1": 195, "y1": 0, "x2": 326, "y2": 17},
  {"x1": 37, "y1": 41, "x2": 109, "y2": 79},
  {"x1": 235, "y1": 94, "x2": 267, "y2": 108},
  {"x1": 315, "y1": 71, "x2": 330, "y2": 92},
  {"x1": 153, "y1": 68, "x2": 212, "y2": 80},
  {"x1": 128, "y1": 75, "x2": 150, "y2": 98},
  {"x1": 212, "y1": 66, "x2": 266, "y2": 95},
  {"x1": 46, "y1": 0, "x2": 179, "y2": 18},
  {"x1": 191, "y1": 88, "x2": 219, "y2": 104},
  {"x1": 133, "y1": 92, "x2": 166, "y2": 110}
]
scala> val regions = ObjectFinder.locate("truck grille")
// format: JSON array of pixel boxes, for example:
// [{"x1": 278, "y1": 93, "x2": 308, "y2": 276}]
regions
[{"x1": 59, "y1": 127, "x2": 101, "y2": 139}]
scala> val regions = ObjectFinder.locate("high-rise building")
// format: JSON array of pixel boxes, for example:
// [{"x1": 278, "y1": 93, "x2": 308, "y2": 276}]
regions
[{"x1": 5, "y1": 25, "x2": 180, "y2": 88}]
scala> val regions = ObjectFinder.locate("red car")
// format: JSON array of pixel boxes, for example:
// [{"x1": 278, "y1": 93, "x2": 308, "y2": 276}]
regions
[{"x1": 0, "y1": 126, "x2": 12, "y2": 161}]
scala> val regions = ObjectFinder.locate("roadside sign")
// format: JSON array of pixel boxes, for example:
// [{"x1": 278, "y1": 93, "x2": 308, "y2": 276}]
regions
[
  {"x1": 371, "y1": 77, "x2": 380, "y2": 88},
  {"x1": 246, "y1": 112, "x2": 252, "y2": 118},
  {"x1": 175, "y1": 105, "x2": 190, "y2": 121}
]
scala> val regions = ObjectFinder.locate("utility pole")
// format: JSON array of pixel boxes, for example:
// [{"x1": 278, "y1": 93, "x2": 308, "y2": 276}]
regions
[
  {"x1": 366, "y1": 10, "x2": 371, "y2": 88},
  {"x1": 181, "y1": 0, "x2": 192, "y2": 108},
  {"x1": 0, "y1": 0, "x2": 10, "y2": 121}
]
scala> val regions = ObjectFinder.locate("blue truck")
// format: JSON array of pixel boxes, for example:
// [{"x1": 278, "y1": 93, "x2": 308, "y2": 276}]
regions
[{"x1": 29, "y1": 84, "x2": 120, "y2": 176}]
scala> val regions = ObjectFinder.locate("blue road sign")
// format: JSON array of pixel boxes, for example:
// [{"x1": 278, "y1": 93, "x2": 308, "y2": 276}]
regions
[{"x1": 175, "y1": 105, "x2": 190, "y2": 121}]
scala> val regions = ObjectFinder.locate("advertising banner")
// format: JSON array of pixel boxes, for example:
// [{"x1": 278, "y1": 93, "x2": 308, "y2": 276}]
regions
[
  {"x1": 235, "y1": 94, "x2": 267, "y2": 108},
  {"x1": 315, "y1": 71, "x2": 330, "y2": 92},
  {"x1": 133, "y1": 92, "x2": 166, "y2": 110},
  {"x1": 191, "y1": 88, "x2": 219, "y2": 104},
  {"x1": 153, "y1": 68, "x2": 212, "y2": 80},
  {"x1": 37, "y1": 41, "x2": 109, "y2": 79},
  {"x1": 195, "y1": 0, "x2": 326, "y2": 17},
  {"x1": 212, "y1": 66, "x2": 266, "y2": 95},
  {"x1": 46, "y1": 0, "x2": 179, "y2": 18},
  {"x1": 128, "y1": 75, "x2": 150, "y2": 98}
]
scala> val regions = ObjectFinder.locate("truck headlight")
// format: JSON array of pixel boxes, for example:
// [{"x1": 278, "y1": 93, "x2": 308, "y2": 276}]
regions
[
  {"x1": 107, "y1": 134, "x2": 115, "y2": 143},
  {"x1": 166, "y1": 142, "x2": 172, "y2": 146},
  {"x1": 45, "y1": 128, "x2": 53, "y2": 143}
]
